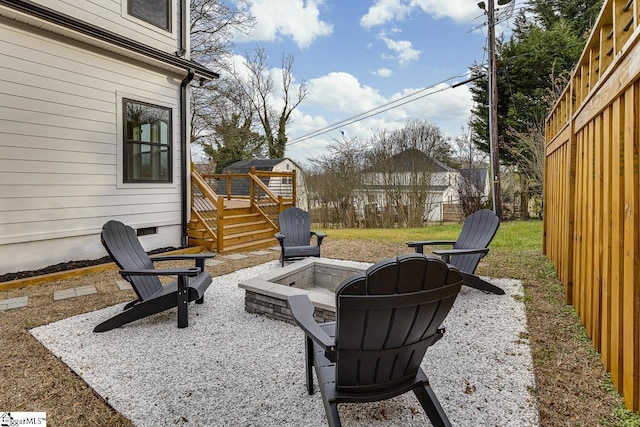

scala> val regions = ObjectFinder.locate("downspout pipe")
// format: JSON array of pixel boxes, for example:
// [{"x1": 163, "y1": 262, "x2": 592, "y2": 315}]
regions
[
  {"x1": 180, "y1": 69, "x2": 195, "y2": 247},
  {"x1": 175, "y1": 0, "x2": 187, "y2": 57}
]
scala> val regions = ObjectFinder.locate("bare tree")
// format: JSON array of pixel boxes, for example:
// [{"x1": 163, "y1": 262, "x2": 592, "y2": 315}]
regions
[
  {"x1": 506, "y1": 73, "x2": 566, "y2": 218},
  {"x1": 453, "y1": 125, "x2": 488, "y2": 169},
  {"x1": 190, "y1": 0, "x2": 254, "y2": 67},
  {"x1": 235, "y1": 47, "x2": 309, "y2": 158},
  {"x1": 364, "y1": 121, "x2": 452, "y2": 227},
  {"x1": 307, "y1": 137, "x2": 367, "y2": 227},
  {"x1": 189, "y1": 0, "x2": 256, "y2": 165}
]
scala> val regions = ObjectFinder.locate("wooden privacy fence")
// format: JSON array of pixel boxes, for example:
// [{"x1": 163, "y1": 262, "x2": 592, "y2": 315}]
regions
[{"x1": 545, "y1": 0, "x2": 640, "y2": 411}]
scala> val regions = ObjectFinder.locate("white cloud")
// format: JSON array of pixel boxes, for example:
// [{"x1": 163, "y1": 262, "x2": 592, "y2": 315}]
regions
[
  {"x1": 236, "y1": 0, "x2": 333, "y2": 49},
  {"x1": 373, "y1": 68, "x2": 393, "y2": 77},
  {"x1": 285, "y1": 73, "x2": 474, "y2": 164},
  {"x1": 360, "y1": 0, "x2": 411, "y2": 29},
  {"x1": 360, "y1": 0, "x2": 486, "y2": 29},
  {"x1": 304, "y1": 72, "x2": 387, "y2": 113},
  {"x1": 410, "y1": 0, "x2": 487, "y2": 23},
  {"x1": 379, "y1": 34, "x2": 420, "y2": 65}
]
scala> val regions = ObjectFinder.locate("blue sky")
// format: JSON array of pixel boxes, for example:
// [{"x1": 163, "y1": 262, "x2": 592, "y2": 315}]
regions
[{"x1": 223, "y1": 0, "x2": 521, "y2": 165}]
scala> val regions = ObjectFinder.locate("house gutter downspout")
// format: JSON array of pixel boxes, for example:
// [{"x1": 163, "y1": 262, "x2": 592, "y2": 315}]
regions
[
  {"x1": 178, "y1": 0, "x2": 192, "y2": 248},
  {"x1": 175, "y1": 0, "x2": 187, "y2": 57},
  {"x1": 180, "y1": 69, "x2": 195, "y2": 247}
]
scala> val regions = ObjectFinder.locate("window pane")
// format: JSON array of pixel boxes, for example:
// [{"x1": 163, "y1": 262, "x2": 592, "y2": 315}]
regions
[
  {"x1": 126, "y1": 103, "x2": 170, "y2": 144},
  {"x1": 124, "y1": 99, "x2": 172, "y2": 183},
  {"x1": 129, "y1": 0, "x2": 170, "y2": 30},
  {"x1": 126, "y1": 144, "x2": 170, "y2": 181}
]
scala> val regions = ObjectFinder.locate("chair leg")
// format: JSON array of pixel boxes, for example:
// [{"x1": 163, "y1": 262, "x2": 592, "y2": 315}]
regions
[
  {"x1": 413, "y1": 384, "x2": 452, "y2": 427},
  {"x1": 177, "y1": 276, "x2": 189, "y2": 328},
  {"x1": 461, "y1": 272, "x2": 505, "y2": 295},
  {"x1": 94, "y1": 299, "x2": 169, "y2": 332},
  {"x1": 93, "y1": 293, "x2": 179, "y2": 332},
  {"x1": 305, "y1": 336, "x2": 314, "y2": 394},
  {"x1": 322, "y1": 398, "x2": 341, "y2": 427}
]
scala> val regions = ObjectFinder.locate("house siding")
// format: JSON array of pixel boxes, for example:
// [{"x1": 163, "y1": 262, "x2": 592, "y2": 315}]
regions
[
  {"x1": 0, "y1": 17, "x2": 185, "y2": 274},
  {"x1": 28, "y1": 0, "x2": 180, "y2": 53}
]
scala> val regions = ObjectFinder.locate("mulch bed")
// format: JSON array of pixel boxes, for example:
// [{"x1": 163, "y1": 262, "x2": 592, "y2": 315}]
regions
[{"x1": 0, "y1": 247, "x2": 177, "y2": 283}]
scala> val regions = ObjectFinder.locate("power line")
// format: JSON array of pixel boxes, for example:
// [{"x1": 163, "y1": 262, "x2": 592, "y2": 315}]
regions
[{"x1": 286, "y1": 72, "x2": 478, "y2": 146}]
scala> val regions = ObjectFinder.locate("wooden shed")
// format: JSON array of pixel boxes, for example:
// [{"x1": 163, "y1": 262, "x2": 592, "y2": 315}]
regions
[{"x1": 544, "y1": 0, "x2": 640, "y2": 410}]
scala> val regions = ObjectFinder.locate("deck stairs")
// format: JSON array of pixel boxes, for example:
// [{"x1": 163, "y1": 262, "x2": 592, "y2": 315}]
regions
[
  {"x1": 188, "y1": 206, "x2": 278, "y2": 253},
  {"x1": 188, "y1": 166, "x2": 296, "y2": 253}
]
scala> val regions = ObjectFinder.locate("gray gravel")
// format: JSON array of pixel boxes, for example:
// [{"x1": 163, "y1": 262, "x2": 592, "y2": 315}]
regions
[{"x1": 31, "y1": 260, "x2": 539, "y2": 426}]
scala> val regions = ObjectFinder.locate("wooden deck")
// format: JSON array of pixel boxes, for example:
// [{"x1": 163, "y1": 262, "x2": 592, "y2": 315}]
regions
[{"x1": 188, "y1": 167, "x2": 296, "y2": 253}]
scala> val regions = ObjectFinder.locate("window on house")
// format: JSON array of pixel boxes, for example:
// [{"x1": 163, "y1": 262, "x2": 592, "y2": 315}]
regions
[
  {"x1": 124, "y1": 99, "x2": 172, "y2": 183},
  {"x1": 128, "y1": 0, "x2": 171, "y2": 31}
]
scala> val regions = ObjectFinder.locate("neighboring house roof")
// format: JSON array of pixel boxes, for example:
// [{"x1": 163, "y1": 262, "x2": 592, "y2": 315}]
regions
[
  {"x1": 459, "y1": 168, "x2": 488, "y2": 191},
  {"x1": 220, "y1": 158, "x2": 298, "y2": 196},
  {"x1": 222, "y1": 158, "x2": 287, "y2": 173},
  {"x1": 364, "y1": 148, "x2": 455, "y2": 173}
]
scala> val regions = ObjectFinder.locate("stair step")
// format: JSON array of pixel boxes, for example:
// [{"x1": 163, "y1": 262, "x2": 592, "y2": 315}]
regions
[
  {"x1": 221, "y1": 237, "x2": 278, "y2": 254},
  {"x1": 224, "y1": 220, "x2": 270, "y2": 234},
  {"x1": 223, "y1": 212, "x2": 262, "y2": 225},
  {"x1": 224, "y1": 228, "x2": 275, "y2": 244}
]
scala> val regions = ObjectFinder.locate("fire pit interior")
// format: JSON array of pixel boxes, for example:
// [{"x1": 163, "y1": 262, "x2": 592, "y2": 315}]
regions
[{"x1": 239, "y1": 258, "x2": 371, "y2": 323}]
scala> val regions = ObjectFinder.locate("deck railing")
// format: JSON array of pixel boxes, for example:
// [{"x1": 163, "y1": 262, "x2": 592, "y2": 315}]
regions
[
  {"x1": 544, "y1": 0, "x2": 640, "y2": 411},
  {"x1": 191, "y1": 166, "x2": 296, "y2": 252}
]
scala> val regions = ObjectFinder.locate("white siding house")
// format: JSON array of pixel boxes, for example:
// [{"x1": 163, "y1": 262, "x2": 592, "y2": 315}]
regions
[
  {"x1": 0, "y1": 0, "x2": 218, "y2": 275},
  {"x1": 355, "y1": 149, "x2": 490, "y2": 223}
]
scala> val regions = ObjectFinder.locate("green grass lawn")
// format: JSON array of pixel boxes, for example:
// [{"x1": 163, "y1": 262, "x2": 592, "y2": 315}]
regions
[{"x1": 319, "y1": 219, "x2": 543, "y2": 251}]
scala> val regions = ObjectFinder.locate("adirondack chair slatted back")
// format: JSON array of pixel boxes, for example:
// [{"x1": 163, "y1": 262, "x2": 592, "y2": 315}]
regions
[
  {"x1": 101, "y1": 220, "x2": 162, "y2": 301},
  {"x1": 278, "y1": 207, "x2": 311, "y2": 248},
  {"x1": 451, "y1": 209, "x2": 499, "y2": 274},
  {"x1": 334, "y1": 254, "x2": 462, "y2": 393}
]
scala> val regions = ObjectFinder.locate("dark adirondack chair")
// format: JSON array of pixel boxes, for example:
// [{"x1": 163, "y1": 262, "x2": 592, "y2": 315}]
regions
[
  {"x1": 407, "y1": 208, "x2": 503, "y2": 295},
  {"x1": 288, "y1": 253, "x2": 463, "y2": 427},
  {"x1": 94, "y1": 220, "x2": 214, "y2": 332},
  {"x1": 275, "y1": 207, "x2": 326, "y2": 266}
]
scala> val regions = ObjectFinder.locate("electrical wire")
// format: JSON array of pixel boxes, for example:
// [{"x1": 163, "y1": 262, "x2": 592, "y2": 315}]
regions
[{"x1": 286, "y1": 72, "x2": 476, "y2": 146}]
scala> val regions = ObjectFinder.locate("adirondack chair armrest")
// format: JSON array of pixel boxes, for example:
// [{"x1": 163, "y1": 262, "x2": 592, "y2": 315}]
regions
[
  {"x1": 406, "y1": 240, "x2": 456, "y2": 254},
  {"x1": 310, "y1": 231, "x2": 326, "y2": 245},
  {"x1": 275, "y1": 232, "x2": 285, "y2": 246},
  {"x1": 288, "y1": 294, "x2": 336, "y2": 355},
  {"x1": 119, "y1": 267, "x2": 202, "y2": 277},
  {"x1": 150, "y1": 254, "x2": 215, "y2": 262},
  {"x1": 150, "y1": 254, "x2": 215, "y2": 270},
  {"x1": 432, "y1": 248, "x2": 490, "y2": 263}
]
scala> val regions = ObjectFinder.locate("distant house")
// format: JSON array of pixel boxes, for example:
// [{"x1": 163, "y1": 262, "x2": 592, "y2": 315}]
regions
[
  {"x1": 355, "y1": 149, "x2": 489, "y2": 223},
  {"x1": 0, "y1": 0, "x2": 218, "y2": 275},
  {"x1": 221, "y1": 158, "x2": 308, "y2": 211}
]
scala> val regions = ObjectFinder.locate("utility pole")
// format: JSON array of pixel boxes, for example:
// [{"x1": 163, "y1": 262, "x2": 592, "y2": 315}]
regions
[{"x1": 479, "y1": 0, "x2": 508, "y2": 219}]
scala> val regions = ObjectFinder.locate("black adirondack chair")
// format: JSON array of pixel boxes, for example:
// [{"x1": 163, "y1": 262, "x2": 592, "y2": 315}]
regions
[
  {"x1": 275, "y1": 207, "x2": 326, "y2": 266},
  {"x1": 94, "y1": 220, "x2": 214, "y2": 332},
  {"x1": 406, "y1": 208, "x2": 503, "y2": 295},
  {"x1": 288, "y1": 253, "x2": 463, "y2": 427}
]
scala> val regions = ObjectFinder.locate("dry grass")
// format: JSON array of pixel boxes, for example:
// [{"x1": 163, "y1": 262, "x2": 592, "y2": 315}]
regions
[{"x1": 0, "y1": 238, "x2": 635, "y2": 426}]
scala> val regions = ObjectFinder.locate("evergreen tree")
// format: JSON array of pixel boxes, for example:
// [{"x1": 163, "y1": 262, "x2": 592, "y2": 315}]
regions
[{"x1": 468, "y1": 0, "x2": 602, "y2": 217}]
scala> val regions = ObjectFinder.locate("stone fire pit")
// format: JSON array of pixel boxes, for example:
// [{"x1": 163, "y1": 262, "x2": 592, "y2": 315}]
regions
[{"x1": 238, "y1": 258, "x2": 371, "y2": 323}]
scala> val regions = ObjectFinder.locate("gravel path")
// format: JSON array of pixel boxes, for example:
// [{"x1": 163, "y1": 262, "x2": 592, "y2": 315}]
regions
[{"x1": 31, "y1": 260, "x2": 539, "y2": 426}]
